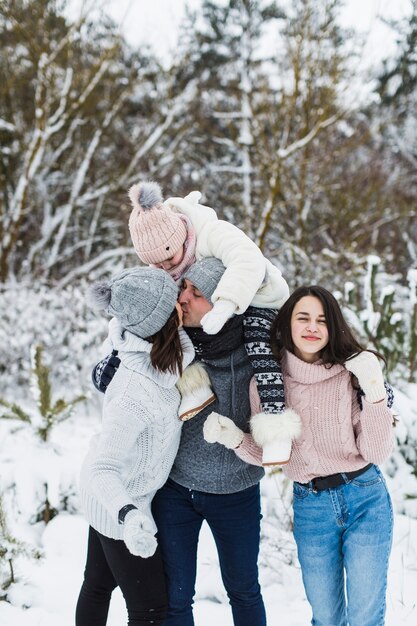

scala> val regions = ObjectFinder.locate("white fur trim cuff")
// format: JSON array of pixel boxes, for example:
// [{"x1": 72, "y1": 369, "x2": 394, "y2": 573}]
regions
[
  {"x1": 250, "y1": 409, "x2": 302, "y2": 446},
  {"x1": 176, "y1": 361, "x2": 212, "y2": 395}
]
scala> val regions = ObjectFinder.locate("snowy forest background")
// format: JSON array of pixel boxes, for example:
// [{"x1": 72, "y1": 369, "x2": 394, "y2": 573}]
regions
[{"x1": 0, "y1": 0, "x2": 417, "y2": 624}]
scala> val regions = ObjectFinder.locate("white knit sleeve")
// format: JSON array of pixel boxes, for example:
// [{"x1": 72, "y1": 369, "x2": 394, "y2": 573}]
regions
[{"x1": 87, "y1": 394, "x2": 151, "y2": 522}]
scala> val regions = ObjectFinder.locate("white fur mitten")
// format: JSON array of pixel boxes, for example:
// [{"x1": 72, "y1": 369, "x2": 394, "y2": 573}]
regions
[
  {"x1": 176, "y1": 362, "x2": 216, "y2": 421},
  {"x1": 250, "y1": 410, "x2": 302, "y2": 466},
  {"x1": 201, "y1": 300, "x2": 237, "y2": 335},
  {"x1": 123, "y1": 510, "x2": 158, "y2": 558},
  {"x1": 203, "y1": 412, "x2": 244, "y2": 449},
  {"x1": 344, "y1": 351, "x2": 386, "y2": 403}
]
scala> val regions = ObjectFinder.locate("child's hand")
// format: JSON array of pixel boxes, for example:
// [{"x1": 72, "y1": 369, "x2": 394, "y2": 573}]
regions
[
  {"x1": 344, "y1": 351, "x2": 386, "y2": 403},
  {"x1": 201, "y1": 300, "x2": 237, "y2": 334}
]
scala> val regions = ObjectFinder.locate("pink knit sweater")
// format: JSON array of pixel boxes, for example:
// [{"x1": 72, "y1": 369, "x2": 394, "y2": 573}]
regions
[{"x1": 236, "y1": 350, "x2": 394, "y2": 483}]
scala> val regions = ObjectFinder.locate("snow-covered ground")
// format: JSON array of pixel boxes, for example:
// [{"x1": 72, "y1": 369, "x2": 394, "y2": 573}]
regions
[
  {"x1": 2, "y1": 494, "x2": 417, "y2": 625},
  {"x1": 1, "y1": 384, "x2": 417, "y2": 626}
]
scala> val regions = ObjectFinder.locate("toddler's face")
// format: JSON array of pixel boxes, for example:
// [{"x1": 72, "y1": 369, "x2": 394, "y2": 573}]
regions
[{"x1": 154, "y1": 245, "x2": 185, "y2": 270}]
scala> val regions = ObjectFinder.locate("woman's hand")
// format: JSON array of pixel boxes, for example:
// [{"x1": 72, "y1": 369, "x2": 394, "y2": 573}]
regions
[
  {"x1": 344, "y1": 351, "x2": 386, "y2": 403},
  {"x1": 123, "y1": 511, "x2": 158, "y2": 558}
]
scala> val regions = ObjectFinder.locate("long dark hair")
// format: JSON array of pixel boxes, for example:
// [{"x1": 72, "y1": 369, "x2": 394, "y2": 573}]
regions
[
  {"x1": 147, "y1": 308, "x2": 183, "y2": 376},
  {"x1": 271, "y1": 285, "x2": 383, "y2": 366}
]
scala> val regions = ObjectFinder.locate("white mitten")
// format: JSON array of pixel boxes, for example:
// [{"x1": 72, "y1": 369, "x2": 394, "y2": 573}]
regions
[
  {"x1": 203, "y1": 412, "x2": 244, "y2": 449},
  {"x1": 184, "y1": 190, "x2": 202, "y2": 205},
  {"x1": 344, "y1": 351, "x2": 386, "y2": 403},
  {"x1": 201, "y1": 300, "x2": 237, "y2": 335},
  {"x1": 123, "y1": 510, "x2": 158, "y2": 558}
]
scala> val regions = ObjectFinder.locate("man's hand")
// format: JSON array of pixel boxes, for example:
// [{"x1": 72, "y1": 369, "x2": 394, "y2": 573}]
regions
[
  {"x1": 203, "y1": 412, "x2": 244, "y2": 449},
  {"x1": 201, "y1": 300, "x2": 237, "y2": 334}
]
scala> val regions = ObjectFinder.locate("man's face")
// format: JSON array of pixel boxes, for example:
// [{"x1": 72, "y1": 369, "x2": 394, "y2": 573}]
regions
[{"x1": 178, "y1": 279, "x2": 213, "y2": 327}]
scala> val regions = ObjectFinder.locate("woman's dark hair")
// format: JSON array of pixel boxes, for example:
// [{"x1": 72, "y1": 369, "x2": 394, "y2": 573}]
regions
[
  {"x1": 147, "y1": 308, "x2": 183, "y2": 376},
  {"x1": 271, "y1": 285, "x2": 384, "y2": 366}
]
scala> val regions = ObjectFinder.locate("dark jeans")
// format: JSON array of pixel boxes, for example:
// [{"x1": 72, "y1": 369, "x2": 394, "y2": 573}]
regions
[
  {"x1": 152, "y1": 479, "x2": 266, "y2": 626},
  {"x1": 75, "y1": 526, "x2": 168, "y2": 626}
]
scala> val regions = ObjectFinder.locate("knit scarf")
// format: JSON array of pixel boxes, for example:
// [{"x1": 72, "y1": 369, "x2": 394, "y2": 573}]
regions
[
  {"x1": 165, "y1": 215, "x2": 197, "y2": 283},
  {"x1": 185, "y1": 315, "x2": 245, "y2": 360}
]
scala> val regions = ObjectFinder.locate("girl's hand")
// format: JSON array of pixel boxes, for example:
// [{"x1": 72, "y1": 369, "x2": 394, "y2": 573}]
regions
[
  {"x1": 344, "y1": 351, "x2": 386, "y2": 403},
  {"x1": 203, "y1": 412, "x2": 244, "y2": 449}
]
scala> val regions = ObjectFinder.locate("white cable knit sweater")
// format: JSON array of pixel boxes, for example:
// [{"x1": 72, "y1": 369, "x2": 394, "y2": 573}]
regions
[{"x1": 79, "y1": 323, "x2": 195, "y2": 539}]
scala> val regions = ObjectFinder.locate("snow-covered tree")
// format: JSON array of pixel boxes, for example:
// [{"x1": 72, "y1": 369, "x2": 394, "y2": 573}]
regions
[
  {"x1": 0, "y1": 0, "x2": 201, "y2": 283},
  {"x1": 372, "y1": 0, "x2": 417, "y2": 273}
]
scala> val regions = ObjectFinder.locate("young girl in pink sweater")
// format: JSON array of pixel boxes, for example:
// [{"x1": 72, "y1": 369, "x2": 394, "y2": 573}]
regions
[{"x1": 204, "y1": 285, "x2": 394, "y2": 626}]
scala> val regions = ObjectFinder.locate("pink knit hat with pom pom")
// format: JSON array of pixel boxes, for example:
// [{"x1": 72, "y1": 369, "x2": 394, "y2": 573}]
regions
[{"x1": 128, "y1": 181, "x2": 187, "y2": 264}]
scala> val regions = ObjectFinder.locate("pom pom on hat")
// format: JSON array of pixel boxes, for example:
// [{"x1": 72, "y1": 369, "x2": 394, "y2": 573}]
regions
[
  {"x1": 128, "y1": 181, "x2": 163, "y2": 212},
  {"x1": 87, "y1": 267, "x2": 179, "y2": 339},
  {"x1": 128, "y1": 180, "x2": 187, "y2": 265},
  {"x1": 87, "y1": 281, "x2": 112, "y2": 310}
]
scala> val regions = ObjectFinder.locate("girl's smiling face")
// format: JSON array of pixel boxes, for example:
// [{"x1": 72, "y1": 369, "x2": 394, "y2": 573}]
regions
[{"x1": 291, "y1": 296, "x2": 329, "y2": 362}]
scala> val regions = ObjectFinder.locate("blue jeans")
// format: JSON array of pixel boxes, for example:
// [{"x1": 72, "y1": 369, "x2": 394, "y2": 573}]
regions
[
  {"x1": 293, "y1": 465, "x2": 393, "y2": 626},
  {"x1": 152, "y1": 479, "x2": 266, "y2": 626}
]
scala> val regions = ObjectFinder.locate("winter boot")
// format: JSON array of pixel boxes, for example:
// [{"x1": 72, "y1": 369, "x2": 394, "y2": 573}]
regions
[
  {"x1": 250, "y1": 409, "x2": 302, "y2": 466},
  {"x1": 176, "y1": 361, "x2": 216, "y2": 421}
]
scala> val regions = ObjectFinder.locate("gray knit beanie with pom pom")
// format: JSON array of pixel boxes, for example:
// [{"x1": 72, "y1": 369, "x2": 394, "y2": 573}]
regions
[
  {"x1": 88, "y1": 267, "x2": 179, "y2": 338},
  {"x1": 128, "y1": 181, "x2": 187, "y2": 265}
]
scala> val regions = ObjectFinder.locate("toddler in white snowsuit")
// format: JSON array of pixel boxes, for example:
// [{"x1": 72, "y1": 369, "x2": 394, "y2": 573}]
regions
[{"x1": 126, "y1": 181, "x2": 301, "y2": 465}]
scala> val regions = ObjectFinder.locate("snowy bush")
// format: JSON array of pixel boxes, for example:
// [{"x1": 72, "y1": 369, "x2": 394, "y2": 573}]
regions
[
  {"x1": 0, "y1": 345, "x2": 86, "y2": 442},
  {"x1": 0, "y1": 281, "x2": 108, "y2": 398},
  {"x1": 0, "y1": 492, "x2": 42, "y2": 598},
  {"x1": 0, "y1": 283, "x2": 100, "y2": 589},
  {"x1": 259, "y1": 470, "x2": 298, "y2": 579},
  {"x1": 339, "y1": 256, "x2": 417, "y2": 385}
]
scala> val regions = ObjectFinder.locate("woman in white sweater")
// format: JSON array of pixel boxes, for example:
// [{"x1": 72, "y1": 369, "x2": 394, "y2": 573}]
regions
[{"x1": 76, "y1": 267, "x2": 195, "y2": 626}]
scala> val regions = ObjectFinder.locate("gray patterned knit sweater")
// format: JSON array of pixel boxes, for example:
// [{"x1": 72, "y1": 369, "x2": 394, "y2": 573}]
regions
[
  {"x1": 170, "y1": 317, "x2": 265, "y2": 493},
  {"x1": 79, "y1": 324, "x2": 195, "y2": 539}
]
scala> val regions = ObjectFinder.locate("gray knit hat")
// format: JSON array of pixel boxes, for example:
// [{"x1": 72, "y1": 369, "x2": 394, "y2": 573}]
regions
[
  {"x1": 183, "y1": 257, "x2": 225, "y2": 301},
  {"x1": 88, "y1": 267, "x2": 178, "y2": 338}
]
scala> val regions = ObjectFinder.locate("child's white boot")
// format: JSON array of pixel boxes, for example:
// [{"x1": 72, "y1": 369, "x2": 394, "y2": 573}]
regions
[
  {"x1": 176, "y1": 361, "x2": 216, "y2": 421},
  {"x1": 261, "y1": 437, "x2": 293, "y2": 466},
  {"x1": 250, "y1": 409, "x2": 302, "y2": 466}
]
